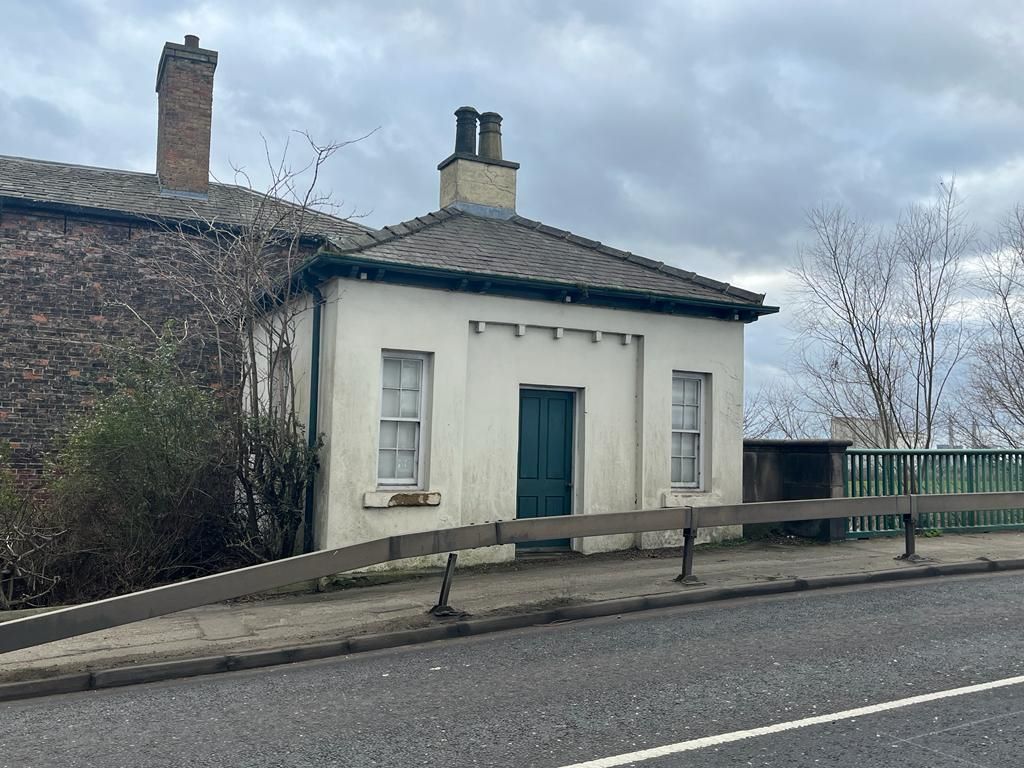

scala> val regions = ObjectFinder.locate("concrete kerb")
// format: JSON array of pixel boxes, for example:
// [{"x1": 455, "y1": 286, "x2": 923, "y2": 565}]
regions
[{"x1": 3, "y1": 556, "x2": 1024, "y2": 704}]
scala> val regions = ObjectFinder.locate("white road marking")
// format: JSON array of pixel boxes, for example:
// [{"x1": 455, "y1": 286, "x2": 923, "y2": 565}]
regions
[{"x1": 555, "y1": 674, "x2": 1024, "y2": 768}]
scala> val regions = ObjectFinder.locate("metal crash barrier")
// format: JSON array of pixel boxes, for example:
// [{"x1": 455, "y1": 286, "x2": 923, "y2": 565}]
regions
[{"x1": 2, "y1": 492, "x2": 1022, "y2": 655}]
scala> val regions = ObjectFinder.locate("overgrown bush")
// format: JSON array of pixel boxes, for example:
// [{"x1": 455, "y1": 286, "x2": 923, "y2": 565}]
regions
[
  {"x1": 51, "y1": 337, "x2": 240, "y2": 600},
  {"x1": 0, "y1": 453, "x2": 66, "y2": 609}
]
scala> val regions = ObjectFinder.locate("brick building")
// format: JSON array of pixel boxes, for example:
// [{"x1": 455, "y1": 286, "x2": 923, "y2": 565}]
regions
[{"x1": 0, "y1": 36, "x2": 365, "y2": 485}]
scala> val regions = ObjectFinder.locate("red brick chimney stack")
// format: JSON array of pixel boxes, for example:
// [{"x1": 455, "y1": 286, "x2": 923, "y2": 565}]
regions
[{"x1": 155, "y1": 35, "x2": 218, "y2": 196}]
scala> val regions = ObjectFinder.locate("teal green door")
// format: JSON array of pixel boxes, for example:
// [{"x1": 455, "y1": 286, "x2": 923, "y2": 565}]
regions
[{"x1": 517, "y1": 389, "x2": 574, "y2": 550}]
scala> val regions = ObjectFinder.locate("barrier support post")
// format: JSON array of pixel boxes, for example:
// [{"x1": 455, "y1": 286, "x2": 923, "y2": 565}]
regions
[
  {"x1": 674, "y1": 507, "x2": 704, "y2": 585},
  {"x1": 896, "y1": 494, "x2": 927, "y2": 563},
  {"x1": 428, "y1": 553, "x2": 468, "y2": 618}
]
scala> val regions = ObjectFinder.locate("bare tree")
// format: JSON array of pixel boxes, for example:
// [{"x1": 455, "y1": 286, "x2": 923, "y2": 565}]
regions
[
  {"x1": 134, "y1": 131, "x2": 370, "y2": 559},
  {"x1": 744, "y1": 381, "x2": 824, "y2": 440},
  {"x1": 790, "y1": 181, "x2": 973, "y2": 448},
  {"x1": 958, "y1": 205, "x2": 1024, "y2": 447}
]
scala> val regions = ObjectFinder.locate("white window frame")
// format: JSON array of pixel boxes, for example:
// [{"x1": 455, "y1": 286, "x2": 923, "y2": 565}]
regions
[
  {"x1": 377, "y1": 351, "x2": 430, "y2": 488},
  {"x1": 671, "y1": 372, "x2": 705, "y2": 490}
]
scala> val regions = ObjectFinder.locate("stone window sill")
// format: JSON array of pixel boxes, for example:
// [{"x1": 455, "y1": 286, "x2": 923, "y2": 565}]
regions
[
  {"x1": 662, "y1": 489, "x2": 709, "y2": 507},
  {"x1": 363, "y1": 490, "x2": 441, "y2": 508}
]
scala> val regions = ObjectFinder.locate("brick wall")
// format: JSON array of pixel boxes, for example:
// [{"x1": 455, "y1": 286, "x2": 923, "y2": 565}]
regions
[{"x1": 0, "y1": 205, "x2": 221, "y2": 486}]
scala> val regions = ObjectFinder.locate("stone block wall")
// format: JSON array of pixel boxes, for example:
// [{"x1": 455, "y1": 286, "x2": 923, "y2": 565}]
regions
[{"x1": 742, "y1": 438, "x2": 852, "y2": 541}]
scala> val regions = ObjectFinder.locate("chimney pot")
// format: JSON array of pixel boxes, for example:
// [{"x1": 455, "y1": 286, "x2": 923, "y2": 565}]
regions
[
  {"x1": 478, "y1": 112, "x2": 503, "y2": 161},
  {"x1": 454, "y1": 106, "x2": 479, "y2": 155},
  {"x1": 184, "y1": 34, "x2": 200, "y2": 48}
]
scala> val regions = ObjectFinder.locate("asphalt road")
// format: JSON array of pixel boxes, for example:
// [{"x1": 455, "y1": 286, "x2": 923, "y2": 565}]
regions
[{"x1": 3, "y1": 571, "x2": 1024, "y2": 767}]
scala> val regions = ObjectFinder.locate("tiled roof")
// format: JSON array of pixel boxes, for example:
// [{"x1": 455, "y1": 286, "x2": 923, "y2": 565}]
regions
[
  {"x1": 0, "y1": 154, "x2": 371, "y2": 239},
  {"x1": 325, "y1": 206, "x2": 767, "y2": 307}
]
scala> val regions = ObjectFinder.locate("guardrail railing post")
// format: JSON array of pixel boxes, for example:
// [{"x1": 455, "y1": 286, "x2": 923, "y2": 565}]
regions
[
  {"x1": 896, "y1": 494, "x2": 926, "y2": 563},
  {"x1": 428, "y1": 553, "x2": 467, "y2": 618},
  {"x1": 674, "y1": 507, "x2": 704, "y2": 585}
]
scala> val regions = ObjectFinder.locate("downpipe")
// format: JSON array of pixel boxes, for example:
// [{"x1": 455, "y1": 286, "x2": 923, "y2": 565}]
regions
[{"x1": 302, "y1": 283, "x2": 325, "y2": 554}]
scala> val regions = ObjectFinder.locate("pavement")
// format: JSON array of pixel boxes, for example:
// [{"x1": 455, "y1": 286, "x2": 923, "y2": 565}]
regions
[
  {"x1": 3, "y1": 567, "x2": 1023, "y2": 767},
  {"x1": 1, "y1": 530, "x2": 1023, "y2": 687}
]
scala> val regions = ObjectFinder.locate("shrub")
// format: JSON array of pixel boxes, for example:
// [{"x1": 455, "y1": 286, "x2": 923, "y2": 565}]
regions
[{"x1": 52, "y1": 337, "x2": 239, "y2": 599}]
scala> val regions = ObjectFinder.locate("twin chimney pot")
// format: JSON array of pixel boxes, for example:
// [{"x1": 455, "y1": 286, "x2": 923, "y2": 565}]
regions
[{"x1": 439, "y1": 107, "x2": 519, "y2": 217}]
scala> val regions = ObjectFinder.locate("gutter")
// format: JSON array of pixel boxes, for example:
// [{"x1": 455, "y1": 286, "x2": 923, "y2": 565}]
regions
[{"x1": 302, "y1": 282, "x2": 325, "y2": 554}]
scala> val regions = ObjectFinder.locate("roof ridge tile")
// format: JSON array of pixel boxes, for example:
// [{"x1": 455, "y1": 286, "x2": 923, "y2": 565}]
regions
[
  {"x1": 660, "y1": 264, "x2": 697, "y2": 280},
  {"x1": 566, "y1": 233, "x2": 601, "y2": 248},
  {"x1": 383, "y1": 222, "x2": 411, "y2": 237},
  {"x1": 535, "y1": 223, "x2": 569, "y2": 238},
  {"x1": 626, "y1": 253, "x2": 663, "y2": 270},
  {"x1": 510, "y1": 214, "x2": 542, "y2": 229},
  {"x1": 595, "y1": 243, "x2": 629, "y2": 259},
  {"x1": 692, "y1": 274, "x2": 728, "y2": 290}
]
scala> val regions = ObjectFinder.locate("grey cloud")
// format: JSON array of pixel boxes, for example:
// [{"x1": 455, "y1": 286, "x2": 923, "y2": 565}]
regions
[{"x1": 4, "y1": 0, "x2": 1024, "y2": 391}]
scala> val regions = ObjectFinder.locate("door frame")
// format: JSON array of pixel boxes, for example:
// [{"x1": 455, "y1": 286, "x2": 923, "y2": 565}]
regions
[{"x1": 516, "y1": 385, "x2": 584, "y2": 549}]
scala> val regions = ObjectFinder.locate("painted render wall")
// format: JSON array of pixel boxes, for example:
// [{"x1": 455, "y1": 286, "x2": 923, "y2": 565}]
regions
[{"x1": 304, "y1": 278, "x2": 745, "y2": 567}]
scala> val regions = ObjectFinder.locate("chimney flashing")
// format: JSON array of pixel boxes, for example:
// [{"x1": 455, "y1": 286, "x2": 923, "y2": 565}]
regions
[
  {"x1": 448, "y1": 200, "x2": 517, "y2": 220},
  {"x1": 158, "y1": 187, "x2": 210, "y2": 201}
]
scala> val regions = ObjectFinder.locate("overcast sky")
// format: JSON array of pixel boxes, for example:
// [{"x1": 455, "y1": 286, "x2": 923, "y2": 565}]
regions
[{"x1": 4, "y1": 1, "x2": 1024, "y2": 390}]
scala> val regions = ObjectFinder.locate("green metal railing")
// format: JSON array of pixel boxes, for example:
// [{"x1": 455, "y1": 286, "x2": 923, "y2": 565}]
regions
[{"x1": 845, "y1": 449, "x2": 1024, "y2": 537}]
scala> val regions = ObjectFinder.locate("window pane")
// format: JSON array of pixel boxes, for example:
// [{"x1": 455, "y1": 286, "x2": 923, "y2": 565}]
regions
[
  {"x1": 379, "y1": 421, "x2": 398, "y2": 450},
  {"x1": 378, "y1": 450, "x2": 396, "y2": 479},
  {"x1": 682, "y1": 433, "x2": 698, "y2": 457},
  {"x1": 671, "y1": 457, "x2": 682, "y2": 484},
  {"x1": 401, "y1": 359, "x2": 422, "y2": 389},
  {"x1": 681, "y1": 457, "x2": 696, "y2": 483},
  {"x1": 382, "y1": 359, "x2": 401, "y2": 389},
  {"x1": 396, "y1": 450, "x2": 416, "y2": 479},
  {"x1": 672, "y1": 405, "x2": 684, "y2": 430},
  {"x1": 672, "y1": 376, "x2": 685, "y2": 406},
  {"x1": 684, "y1": 378, "x2": 699, "y2": 404},
  {"x1": 683, "y1": 405, "x2": 699, "y2": 431},
  {"x1": 397, "y1": 422, "x2": 417, "y2": 450},
  {"x1": 381, "y1": 389, "x2": 400, "y2": 418},
  {"x1": 400, "y1": 390, "x2": 420, "y2": 418},
  {"x1": 671, "y1": 432, "x2": 682, "y2": 457}
]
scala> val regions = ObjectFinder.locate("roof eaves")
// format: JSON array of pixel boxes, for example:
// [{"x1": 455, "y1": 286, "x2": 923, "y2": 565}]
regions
[{"x1": 301, "y1": 250, "x2": 779, "y2": 318}]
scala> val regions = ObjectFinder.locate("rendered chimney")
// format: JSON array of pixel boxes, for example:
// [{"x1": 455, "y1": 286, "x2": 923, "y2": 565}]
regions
[
  {"x1": 155, "y1": 35, "x2": 218, "y2": 196},
  {"x1": 438, "y1": 107, "x2": 519, "y2": 217}
]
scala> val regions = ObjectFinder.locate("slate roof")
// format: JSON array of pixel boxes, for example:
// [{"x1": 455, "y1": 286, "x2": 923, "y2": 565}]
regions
[
  {"x1": 0, "y1": 154, "x2": 370, "y2": 239},
  {"x1": 324, "y1": 206, "x2": 768, "y2": 308}
]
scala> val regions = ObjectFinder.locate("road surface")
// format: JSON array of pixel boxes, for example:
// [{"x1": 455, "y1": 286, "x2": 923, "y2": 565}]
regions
[{"x1": 3, "y1": 571, "x2": 1024, "y2": 767}]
